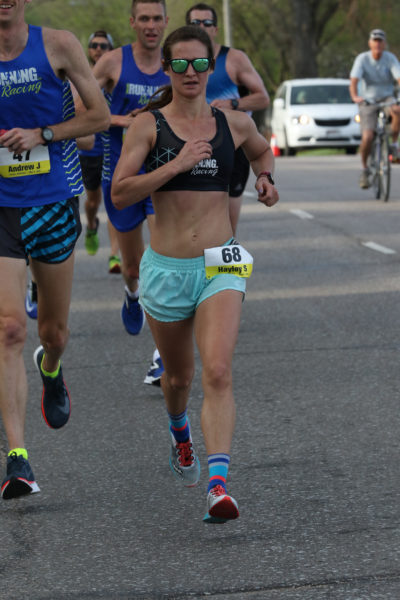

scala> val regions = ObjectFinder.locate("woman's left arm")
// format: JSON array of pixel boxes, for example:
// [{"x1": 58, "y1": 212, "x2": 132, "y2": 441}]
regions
[{"x1": 236, "y1": 114, "x2": 279, "y2": 207}]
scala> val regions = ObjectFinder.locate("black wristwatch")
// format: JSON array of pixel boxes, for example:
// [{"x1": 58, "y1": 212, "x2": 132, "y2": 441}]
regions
[
  {"x1": 231, "y1": 98, "x2": 239, "y2": 110},
  {"x1": 41, "y1": 127, "x2": 54, "y2": 145},
  {"x1": 256, "y1": 171, "x2": 275, "y2": 185}
]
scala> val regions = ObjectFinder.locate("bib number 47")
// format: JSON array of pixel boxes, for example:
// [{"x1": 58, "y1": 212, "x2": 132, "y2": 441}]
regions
[{"x1": 13, "y1": 150, "x2": 31, "y2": 162}]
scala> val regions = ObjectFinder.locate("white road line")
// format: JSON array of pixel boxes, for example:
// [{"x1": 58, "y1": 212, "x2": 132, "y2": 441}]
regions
[
  {"x1": 290, "y1": 208, "x2": 314, "y2": 220},
  {"x1": 362, "y1": 241, "x2": 396, "y2": 255}
]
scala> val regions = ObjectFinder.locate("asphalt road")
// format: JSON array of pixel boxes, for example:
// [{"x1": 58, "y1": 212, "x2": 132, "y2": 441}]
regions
[{"x1": 1, "y1": 154, "x2": 400, "y2": 600}]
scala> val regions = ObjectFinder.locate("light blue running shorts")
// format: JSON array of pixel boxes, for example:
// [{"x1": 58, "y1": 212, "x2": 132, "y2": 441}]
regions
[{"x1": 139, "y1": 244, "x2": 246, "y2": 322}]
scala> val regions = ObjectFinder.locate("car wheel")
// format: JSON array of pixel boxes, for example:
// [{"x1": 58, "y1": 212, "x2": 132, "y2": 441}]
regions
[
  {"x1": 284, "y1": 130, "x2": 297, "y2": 156},
  {"x1": 345, "y1": 146, "x2": 358, "y2": 155}
]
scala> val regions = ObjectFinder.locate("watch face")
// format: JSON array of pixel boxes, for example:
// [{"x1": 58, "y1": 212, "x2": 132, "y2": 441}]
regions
[
  {"x1": 42, "y1": 127, "x2": 53, "y2": 143},
  {"x1": 231, "y1": 99, "x2": 239, "y2": 110}
]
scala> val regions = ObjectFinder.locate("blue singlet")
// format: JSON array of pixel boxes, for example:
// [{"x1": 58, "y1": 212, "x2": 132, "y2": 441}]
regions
[{"x1": 0, "y1": 25, "x2": 83, "y2": 207}]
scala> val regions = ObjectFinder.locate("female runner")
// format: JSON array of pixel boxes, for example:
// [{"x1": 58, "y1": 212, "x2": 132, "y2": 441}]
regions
[{"x1": 112, "y1": 25, "x2": 279, "y2": 523}]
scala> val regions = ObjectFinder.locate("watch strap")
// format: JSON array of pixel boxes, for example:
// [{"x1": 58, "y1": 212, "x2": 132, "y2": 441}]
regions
[
  {"x1": 41, "y1": 127, "x2": 54, "y2": 145},
  {"x1": 256, "y1": 171, "x2": 275, "y2": 185}
]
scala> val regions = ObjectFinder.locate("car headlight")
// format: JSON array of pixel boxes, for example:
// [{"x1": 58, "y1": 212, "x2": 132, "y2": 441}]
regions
[
  {"x1": 291, "y1": 114, "x2": 311, "y2": 125},
  {"x1": 354, "y1": 114, "x2": 361, "y2": 123}
]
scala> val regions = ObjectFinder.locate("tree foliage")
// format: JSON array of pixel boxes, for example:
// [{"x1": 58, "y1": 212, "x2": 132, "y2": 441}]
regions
[
  {"x1": 25, "y1": 0, "x2": 400, "y2": 94},
  {"x1": 25, "y1": 0, "x2": 134, "y2": 48}
]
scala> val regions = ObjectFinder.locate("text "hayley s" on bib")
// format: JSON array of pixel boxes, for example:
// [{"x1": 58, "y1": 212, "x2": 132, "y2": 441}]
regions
[
  {"x1": 204, "y1": 244, "x2": 254, "y2": 279},
  {"x1": 0, "y1": 145, "x2": 51, "y2": 178}
]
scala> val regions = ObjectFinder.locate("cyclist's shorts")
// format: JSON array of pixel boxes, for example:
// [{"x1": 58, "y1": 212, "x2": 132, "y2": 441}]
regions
[
  {"x1": 102, "y1": 180, "x2": 154, "y2": 232},
  {"x1": 79, "y1": 154, "x2": 103, "y2": 191},
  {"x1": 359, "y1": 96, "x2": 395, "y2": 133},
  {"x1": 139, "y1": 244, "x2": 246, "y2": 323},
  {"x1": 0, "y1": 197, "x2": 81, "y2": 264},
  {"x1": 229, "y1": 147, "x2": 250, "y2": 197}
]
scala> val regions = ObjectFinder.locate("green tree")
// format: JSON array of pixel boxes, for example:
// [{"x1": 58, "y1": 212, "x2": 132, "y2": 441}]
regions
[
  {"x1": 25, "y1": 0, "x2": 400, "y2": 93},
  {"x1": 25, "y1": 0, "x2": 134, "y2": 48}
]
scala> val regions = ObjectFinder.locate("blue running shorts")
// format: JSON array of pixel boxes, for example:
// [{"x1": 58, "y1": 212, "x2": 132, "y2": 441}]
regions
[
  {"x1": 0, "y1": 197, "x2": 81, "y2": 264},
  {"x1": 139, "y1": 245, "x2": 246, "y2": 323},
  {"x1": 102, "y1": 180, "x2": 154, "y2": 232}
]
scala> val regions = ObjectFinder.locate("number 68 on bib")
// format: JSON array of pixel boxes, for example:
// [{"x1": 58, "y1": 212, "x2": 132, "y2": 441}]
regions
[{"x1": 204, "y1": 244, "x2": 254, "y2": 279}]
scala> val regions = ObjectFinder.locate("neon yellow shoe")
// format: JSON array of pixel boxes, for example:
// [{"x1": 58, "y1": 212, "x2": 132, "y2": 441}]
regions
[
  {"x1": 85, "y1": 217, "x2": 99, "y2": 255},
  {"x1": 108, "y1": 255, "x2": 121, "y2": 274}
]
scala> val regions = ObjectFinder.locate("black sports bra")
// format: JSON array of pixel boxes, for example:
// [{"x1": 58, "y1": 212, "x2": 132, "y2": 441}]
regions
[{"x1": 145, "y1": 107, "x2": 235, "y2": 192}]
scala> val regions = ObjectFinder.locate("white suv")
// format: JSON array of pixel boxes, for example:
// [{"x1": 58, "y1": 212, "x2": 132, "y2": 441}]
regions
[{"x1": 271, "y1": 78, "x2": 361, "y2": 155}]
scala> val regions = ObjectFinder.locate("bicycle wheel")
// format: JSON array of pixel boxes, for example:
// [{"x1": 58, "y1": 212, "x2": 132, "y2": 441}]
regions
[
  {"x1": 368, "y1": 136, "x2": 380, "y2": 199},
  {"x1": 369, "y1": 137, "x2": 381, "y2": 199},
  {"x1": 379, "y1": 135, "x2": 391, "y2": 202}
]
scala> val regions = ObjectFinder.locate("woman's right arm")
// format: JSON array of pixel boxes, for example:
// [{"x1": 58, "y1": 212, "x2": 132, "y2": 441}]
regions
[{"x1": 112, "y1": 113, "x2": 213, "y2": 209}]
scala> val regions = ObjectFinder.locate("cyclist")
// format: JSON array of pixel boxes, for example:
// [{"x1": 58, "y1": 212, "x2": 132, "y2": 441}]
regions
[{"x1": 350, "y1": 29, "x2": 400, "y2": 189}]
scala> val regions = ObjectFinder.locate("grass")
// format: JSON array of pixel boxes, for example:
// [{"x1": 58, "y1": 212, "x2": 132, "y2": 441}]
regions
[{"x1": 297, "y1": 148, "x2": 351, "y2": 156}]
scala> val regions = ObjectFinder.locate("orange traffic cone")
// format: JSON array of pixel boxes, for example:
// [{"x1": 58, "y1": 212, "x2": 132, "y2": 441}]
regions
[{"x1": 270, "y1": 133, "x2": 280, "y2": 157}]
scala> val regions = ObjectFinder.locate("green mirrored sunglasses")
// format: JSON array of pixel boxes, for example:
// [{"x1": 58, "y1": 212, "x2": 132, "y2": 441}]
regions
[{"x1": 168, "y1": 58, "x2": 210, "y2": 74}]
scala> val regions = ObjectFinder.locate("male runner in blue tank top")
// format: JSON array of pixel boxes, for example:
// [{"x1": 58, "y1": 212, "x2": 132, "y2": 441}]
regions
[
  {"x1": 185, "y1": 3, "x2": 270, "y2": 234},
  {"x1": 0, "y1": 0, "x2": 110, "y2": 500},
  {"x1": 79, "y1": 30, "x2": 121, "y2": 274},
  {"x1": 92, "y1": 0, "x2": 169, "y2": 342},
  {"x1": 25, "y1": 30, "x2": 120, "y2": 324}
]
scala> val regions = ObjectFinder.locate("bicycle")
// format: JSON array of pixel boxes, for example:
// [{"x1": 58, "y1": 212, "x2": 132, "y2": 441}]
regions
[{"x1": 365, "y1": 99, "x2": 398, "y2": 202}]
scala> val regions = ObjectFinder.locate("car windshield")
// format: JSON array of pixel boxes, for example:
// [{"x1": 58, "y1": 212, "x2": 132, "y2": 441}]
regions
[{"x1": 290, "y1": 85, "x2": 353, "y2": 105}]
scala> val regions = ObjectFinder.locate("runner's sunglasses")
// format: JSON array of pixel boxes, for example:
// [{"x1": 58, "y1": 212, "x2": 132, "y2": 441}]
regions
[
  {"x1": 89, "y1": 42, "x2": 110, "y2": 50},
  {"x1": 190, "y1": 19, "x2": 215, "y2": 27},
  {"x1": 168, "y1": 58, "x2": 210, "y2": 73}
]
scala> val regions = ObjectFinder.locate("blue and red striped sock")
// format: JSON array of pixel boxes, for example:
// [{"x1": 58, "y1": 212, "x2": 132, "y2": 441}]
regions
[
  {"x1": 207, "y1": 453, "x2": 230, "y2": 492},
  {"x1": 168, "y1": 409, "x2": 190, "y2": 443}
]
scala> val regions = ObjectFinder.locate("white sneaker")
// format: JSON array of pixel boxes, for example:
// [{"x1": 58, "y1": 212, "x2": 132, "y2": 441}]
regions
[{"x1": 203, "y1": 485, "x2": 239, "y2": 523}]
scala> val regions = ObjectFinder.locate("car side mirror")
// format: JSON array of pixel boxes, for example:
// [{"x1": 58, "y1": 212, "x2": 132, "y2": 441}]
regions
[{"x1": 273, "y1": 98, "x2": 285, "y2": 109}]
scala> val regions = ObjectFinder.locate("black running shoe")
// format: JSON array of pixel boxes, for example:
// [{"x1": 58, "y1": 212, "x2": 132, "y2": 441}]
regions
[
  {"x1": 34, "y1": 346, "x2": 71, "y2": 429},
  {"x1": 1, "y1": 452, "x2": 40, "y2": 500}
]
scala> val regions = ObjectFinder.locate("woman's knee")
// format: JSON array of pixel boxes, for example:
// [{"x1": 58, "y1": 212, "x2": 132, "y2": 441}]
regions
[
  {"x1": 202, "y1": 361, "x2": 232, "y2": 392},
  {"x1": 165, "y1": 369, "x2": 194, "y2": 394}
]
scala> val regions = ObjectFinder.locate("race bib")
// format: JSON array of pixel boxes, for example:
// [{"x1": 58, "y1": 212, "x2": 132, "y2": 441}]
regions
[
  {"x1": 0, "y1": 145, "x2": 51, "y2": 178},
  {"x1": 204, "y1": 244, "x2": 253, "y2": 279}
]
